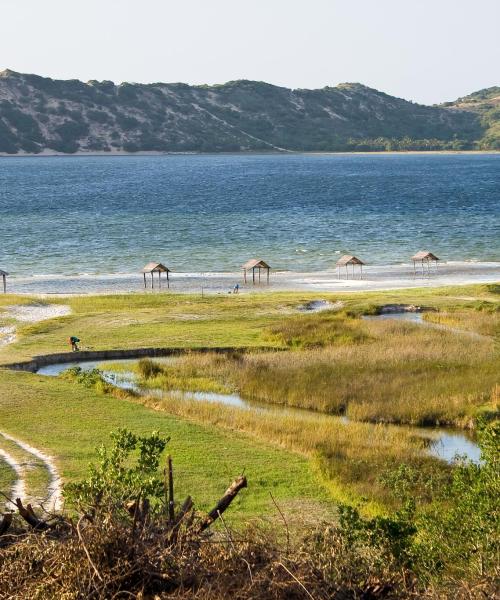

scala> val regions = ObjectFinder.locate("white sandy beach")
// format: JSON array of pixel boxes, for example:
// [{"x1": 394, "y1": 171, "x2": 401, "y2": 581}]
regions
[{"x1": 3, "y1": 261, "x2": 499, "y2": 296}]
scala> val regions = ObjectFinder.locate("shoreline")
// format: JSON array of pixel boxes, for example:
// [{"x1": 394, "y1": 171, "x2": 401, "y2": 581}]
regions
[
  {"x1": 4, "y1": 262, "x2": 500, "y2": 296},
  {"x1": 1, "y1": 150, "x2": 499, "y2": 158}
]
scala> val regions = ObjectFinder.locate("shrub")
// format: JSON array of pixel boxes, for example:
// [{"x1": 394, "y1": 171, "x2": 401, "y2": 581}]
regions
[
  {"x1": 64, "y1": 428, "x2": 169, "y2": 509},
  {"x1": 137, "y1": 358, "x2": 164, "y2": 379}
]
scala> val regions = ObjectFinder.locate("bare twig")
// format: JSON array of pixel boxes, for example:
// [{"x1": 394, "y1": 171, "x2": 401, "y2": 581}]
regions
[
  {"x1": 270, "y1": 491, "x2": 290, "y2": 556},
  {"x1": 278, "y1": 561, "x2": 316, "y2": 600},
  {"x1": 0, "y1": 490, "x2": 17, "y2": 509},
  {"x1": 76, "y1": 516, "x2": 103, "y2": 583},
  {"x1": 218, "y1": 510, "x2": 254, "y2": 584}
]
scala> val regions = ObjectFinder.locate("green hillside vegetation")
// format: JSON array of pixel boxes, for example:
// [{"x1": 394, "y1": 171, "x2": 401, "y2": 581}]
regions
[
  {"x1": 0, "y1": 69, "x2": 497, "y2": 154},
  {"x1": 442, "y1": 86, "x2": 500, "y2": 149}
]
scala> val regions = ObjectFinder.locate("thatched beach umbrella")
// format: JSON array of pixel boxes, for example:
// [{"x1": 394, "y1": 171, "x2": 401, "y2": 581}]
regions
[
  {"x1": 242, "y1": 259, "x2": 271, "y2": 284},
  {"x1": 411, "y1": 251, "x2": 439, "y2": 275},
  {"x1": 141, "y1": 262, "x2": 171, "y2": 288},
  {"x1": 336, "y1": 255, "x2": 365, "y2": 280},
  {"x1": 0, "y1": 270, "x2": 8, "y2": 293}
]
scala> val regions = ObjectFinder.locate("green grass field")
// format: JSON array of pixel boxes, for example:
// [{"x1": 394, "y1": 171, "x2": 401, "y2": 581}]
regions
[
  {"x1": 0, "y1": 369, "x2": 329, "y2": 520},
  {"x1": 0, "y1": 283, "x2": 498, "y2": 364}
]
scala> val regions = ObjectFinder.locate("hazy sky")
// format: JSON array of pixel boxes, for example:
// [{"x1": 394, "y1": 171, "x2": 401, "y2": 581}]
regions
[{"x1": 2, "y1": 0, "x2": 498, "y2": 104}]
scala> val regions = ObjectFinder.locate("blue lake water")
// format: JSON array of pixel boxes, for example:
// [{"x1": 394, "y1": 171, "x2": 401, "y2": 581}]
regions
[{"x1": 0, "y1": 154, "x2": 499, "y2": 292}]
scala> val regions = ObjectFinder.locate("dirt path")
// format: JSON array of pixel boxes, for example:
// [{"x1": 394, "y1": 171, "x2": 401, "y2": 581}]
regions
[{"x1": 0, "y1": 431, "x2": 63, "y2": 511}]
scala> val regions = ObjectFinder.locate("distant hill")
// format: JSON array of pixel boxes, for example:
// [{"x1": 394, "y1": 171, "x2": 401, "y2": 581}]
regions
[{"x1": 0, "y1": 69, "x2": 497, "y2": 154}]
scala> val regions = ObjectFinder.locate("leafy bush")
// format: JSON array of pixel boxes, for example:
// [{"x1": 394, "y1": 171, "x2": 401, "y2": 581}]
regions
[{"x1": 65, "y1": 429, "x2": 169, "y2": 509}]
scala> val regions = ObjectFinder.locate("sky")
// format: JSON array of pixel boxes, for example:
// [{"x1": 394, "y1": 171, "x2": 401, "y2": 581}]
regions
[{"x1": 1, "y1": 0, "x2": 498, "y2": 105}]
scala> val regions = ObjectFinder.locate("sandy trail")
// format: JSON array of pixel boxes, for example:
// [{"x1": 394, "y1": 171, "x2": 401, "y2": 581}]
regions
[
  {"x1": 0, "y1": 431, "x2": 63, "y2": 511},
  {"x1": 0, "y1": 447, "x2": 26, "y2": 502}
]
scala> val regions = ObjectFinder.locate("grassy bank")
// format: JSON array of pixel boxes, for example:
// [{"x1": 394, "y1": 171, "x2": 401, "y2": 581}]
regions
[{"x1": 139, "y1": 390, "x2": 441, "y2": 513}]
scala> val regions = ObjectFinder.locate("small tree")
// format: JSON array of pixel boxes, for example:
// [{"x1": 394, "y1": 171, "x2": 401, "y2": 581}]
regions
[{"x1": 64, "y1": 429, "x2": 169, "y2": 511}]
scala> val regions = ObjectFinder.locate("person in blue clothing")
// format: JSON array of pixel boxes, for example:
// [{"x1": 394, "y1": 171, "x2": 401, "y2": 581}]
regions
[{"x1": 233, "y1": 283, "x2": 240, "y2": 294}]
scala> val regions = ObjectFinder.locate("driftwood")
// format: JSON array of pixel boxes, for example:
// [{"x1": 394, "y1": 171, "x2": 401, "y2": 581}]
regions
[
  {"x1": 198, "y1": 475, "x2": 248, "y2": 532},
  {"x1": 15, "y1": 498, "x2": 49, "y2": 530},
  {"x1": 0, "y1": 513, "x2": 12, "y2": 536}
]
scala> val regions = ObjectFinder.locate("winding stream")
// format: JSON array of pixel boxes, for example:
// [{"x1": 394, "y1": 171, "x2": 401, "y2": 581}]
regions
[{"x1": 37, "y1": 356, "x2": 481, "y2": 464}]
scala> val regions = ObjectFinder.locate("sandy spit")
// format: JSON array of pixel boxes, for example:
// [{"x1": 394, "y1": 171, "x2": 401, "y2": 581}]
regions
[{"x1": 5, "y1": 303, "x2": 71, "y2": 322}]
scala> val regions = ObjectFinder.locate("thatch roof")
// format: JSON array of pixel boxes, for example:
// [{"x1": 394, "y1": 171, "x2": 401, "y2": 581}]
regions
[
  {"x1": 336, "y1": 255, "x2": 365, "y2": 266},
  {"x1": 141, "y1": 262, "x2": 170, "y2": 273},
  {"x1": 242, "y1": 259, "x2": 271, "y2": 270},
  {"x1": 411, "y1": 251, "x2": 440, "y2": 261},
  {"x1": 0, "y1": 270, "x2": 8, "y2": 276}
]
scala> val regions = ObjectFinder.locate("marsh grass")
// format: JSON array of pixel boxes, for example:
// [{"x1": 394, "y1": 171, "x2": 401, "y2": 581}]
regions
[
  {"x1": 424, "y1": 308, "x2": 500, "y2": 337},
  {"x1": 137, "y1": 356, "x2": 232, "y2": 394},
  {"x1": 141, "y1": 391, "x2": 438, "y2": 512},
  {"x1": 153, "y1": 316, "x2": 499, "y2": 427},
  {"x1": 0, "y1": 369, "x2": 328, "y2": 518},
  {"x1": 266, "y1": 311, "x2": 370, "y2": 348}
]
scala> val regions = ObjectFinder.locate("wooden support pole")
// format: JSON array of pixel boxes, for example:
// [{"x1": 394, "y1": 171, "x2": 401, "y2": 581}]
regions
[
  {"x1": 167, "y1": 455, "x2": 175, "y2": 524},
  {"x1": 198, "y1": 475, "x2": 247, "y2": 532},
  {"x1": 143, "y1": 273, "x2": 146, "y2": 288},
  {"x1": 252, "y1": 268, "x2": 255, "y2": 284},
  {"x1": 2, "y1": 275, "x2": 5, "y2": 294},
  {"x1": 244, "y1": 269, "x2": 247, "y2": 284},
  {"x1": 151, "y1": 272, "x2": 154, "y2": 289},
  {"x1": 267, "y1": 268, "x2": 270, "y2": 284}
]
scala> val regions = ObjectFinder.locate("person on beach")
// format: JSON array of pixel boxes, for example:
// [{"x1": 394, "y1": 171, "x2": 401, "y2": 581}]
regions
[
  {"x1": 69, "y1": 336, "x2": 80, "y2": 352},
  {"x1": 233, "y1": 283, "x2": 240, "y2": 294}
]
